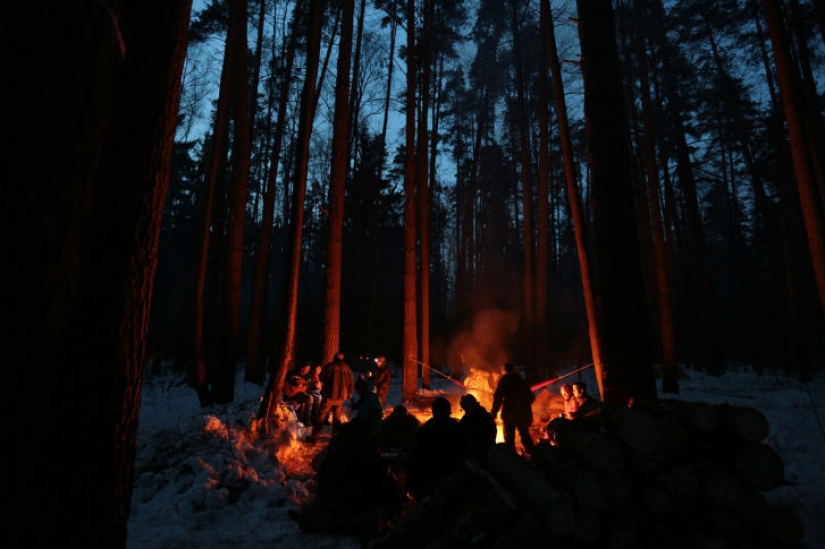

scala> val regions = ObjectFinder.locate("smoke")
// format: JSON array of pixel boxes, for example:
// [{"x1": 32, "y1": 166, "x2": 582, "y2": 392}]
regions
[{"x1": 447, "y1": 308, "x2": 521, "y2": 373}]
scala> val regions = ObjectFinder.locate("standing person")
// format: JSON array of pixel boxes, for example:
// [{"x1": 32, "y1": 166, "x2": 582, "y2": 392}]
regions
[
  {"x1": 309, "y1": 352, "x2": 354, "y2": 442},
  {"x1": 490, "y1": 363, "x2": 536, "y2": 455},
  {"x1": 406, "y1": 397, "x2": 469, "y2": 502},
  {"x1": 458, "y1": 393, "x2": 497, "y2": 461},
  {"x1": 370, "y1": 355, "x2": 393, "y2": 408}
]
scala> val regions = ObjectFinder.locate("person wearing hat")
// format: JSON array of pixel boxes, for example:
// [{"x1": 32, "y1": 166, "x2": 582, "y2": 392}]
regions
[
  {"x1": 370, "y1": 355, "x2": 392, "y2": 408},
  {"x1": 490, "y1": 362, "x2": 536, "y2": 455},
  {"x1": 459, "y1": 393, "x2": 497, "y2": 460},
  {"x1": 309, "y1": 352, "x2": 354, "y2": 442}
]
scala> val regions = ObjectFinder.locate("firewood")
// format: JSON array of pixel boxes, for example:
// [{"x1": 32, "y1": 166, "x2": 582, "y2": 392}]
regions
[
  {"x1": 613, "y1": 407, "x2": 689, "y2": 472},
  {"x1": 698, "y1": 465, "x2": 740, "y2": 507},
  {"x1": 483, "y1": 444, "x2": 577, "y2": 540},
  {"x1": 719, "y1": 403, "x2": 770, "y2": 443},
  {"x1": 531, "y1": 442, "x2": 610, "y2": 516},
  {"x1": 546, "y1": 418, "x2": 626, "y2": 473},
  {"x1": 367, "y1": 459, "x2": 517, "y2": 549},
  {"x1": 488, "y1": 512, "x2": 569, "y2": 549},
  {"x1": 732, "y1": 441, "x2": 785, "y2": 491},
  {"x1": 660, "y1": 462, "x2": 700, "y2": 499},
  {"x1": 365, "y1": 397, "x2": 800, "y2": 549},
  {"x1": 642, "y1": 398, "x2": 718, "y2": 433},
  {"x1": 761, "y1": 504, "x2": 804, "y2": 548},
  {"x1": 733, "y1": 486, "x2": 768, "y2": 524},
  {"x1": 641, "y1": 482, "x2": 672, "y2": 517}
]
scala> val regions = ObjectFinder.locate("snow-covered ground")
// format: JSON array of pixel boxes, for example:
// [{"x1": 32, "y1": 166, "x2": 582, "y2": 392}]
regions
[{"x1": 127, "y1": 364, "x2": 825, "y2": 549}]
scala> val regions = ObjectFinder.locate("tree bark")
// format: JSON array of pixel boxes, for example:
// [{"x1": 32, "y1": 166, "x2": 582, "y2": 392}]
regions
[
  {"x1": 13, "y1": 1, "x2": 191, "y2": 545},
  {"x1": 763, "y1": 0, "x2": 825, "y2": 319},
  {"x1": 247, "y1": 0, "x2": 303, "y2": 384},
  {"x1": 402, "y1": 0, "x2": 419, "y2": 403},
  {"x1": 542, "y1": 0, "x2": 605, "y2": 395},
  {"x1": 575, "y1": 0, "x2": 657, "y2": 405},
  {"x1": 321, "y1": 0, "x2": 353, "y2": 364}
]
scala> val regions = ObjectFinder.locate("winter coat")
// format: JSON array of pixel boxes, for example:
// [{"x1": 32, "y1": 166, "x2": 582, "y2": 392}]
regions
[
  {"x1": 491, "y1": 371, "x2": 535, "y2": 427},
  {"x1": 350, "y1": 390, "x2": 384, "y2": 433},
  {"x1": 406, "y1": 416, "x2": 469, "y2": 500},
  {"x1": 459, "y1": 405, "x2": 497, "y2": 460},
  {"x1": 370, "y1": 364, "x2": 392, "y2": 404},
  {"x1": 320, "y1": 359, "x2": 355, "y2": 402}
]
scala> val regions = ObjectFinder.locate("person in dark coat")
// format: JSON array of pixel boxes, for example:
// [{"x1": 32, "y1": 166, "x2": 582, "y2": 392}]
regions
[
  {"x1": 309, "y1": 352, "x2": 354, "y2": 441},
  {"x1": 376, "y1": 404, "x2": 420, "y2": 456},
  {"x1": 406, "y1": 397, "x2": 469, "y2": 502},
  {"x1": 490, "y1": 363, "x2": 536, "y2": 455},
  {"x1": 376, "y1": 404, "x2": 421, "y2": 497},
  {"x1": 301, "y1": 420, "x2": 401, "y2": 535},
  {"x1": 369, "y1": 355, "x2": 393, "y2": 408},
  {"x1": 458, "y1": 393, "x2": 497, "y2": 461},
  {"x1": 349, "y1": 375, "x2": 384, "y2": 434}
]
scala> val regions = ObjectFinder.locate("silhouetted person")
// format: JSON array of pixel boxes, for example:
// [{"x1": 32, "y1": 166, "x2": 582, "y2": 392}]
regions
[
  {"x1": 350, "y1": 375, "x2": 384, "y2": 434},
  {"x1": 406, "y1": 397, "x2": 469, "y2": 502},
  {"x1": 459, "y1": 393, "x2": 497, "y2": 461},
  {"x1": 301, "y1": 420, "x2": 401, "y2": 535},
  {"x1": 491, "y1": 363, "x2": 535, "y2": 455},
  {"x1": 376, "y1": 404, "x2": 421, "y2": 497}
]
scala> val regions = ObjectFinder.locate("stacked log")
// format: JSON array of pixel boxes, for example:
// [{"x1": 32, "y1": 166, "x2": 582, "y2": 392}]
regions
[{"x1": 366, "y1": 399, "x2": 804, "y2": 549}]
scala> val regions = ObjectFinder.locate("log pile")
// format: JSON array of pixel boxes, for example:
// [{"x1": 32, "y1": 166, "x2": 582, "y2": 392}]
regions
[{"x1": 366, "y1": 399, "x2": 805, "y2": 549}]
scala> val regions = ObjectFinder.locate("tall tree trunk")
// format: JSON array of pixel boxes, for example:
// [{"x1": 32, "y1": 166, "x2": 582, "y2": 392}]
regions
[
  {"x1": 13, "y1": 1, "x2": 191, "y2": 545},
  {"x1": 322, "y1": 0, "x2": 354, "y2": 363},
  {"x1": 259, "y1": 0, "x2": 324, "y2": 425},
  {"x1": 510, "y1": 0, "x2": 536, "y2": 378},
  {"x1": 633, "y1": 0, "x2": 678, "y2": 394},
  {"x1": 535, "y1": 0, "x2": 551, "y2": 374},
  {"x1": 750, "y1": 0, "x2": 810, "y2": 377},
  {"x1": 763, "y1": 0, "x2": 825, "y2": 319},
  {"x1": 371, "y1": 9, "x2": 398, "y2": 349},
  {"x1": 213, "y1": 0, "x2": 251, "y2": 404},
  {"x1": 543, "y1": 0, "x2": 604, "y2": 395},
  {"x1": 575, "y1": 0, "x2": 656, "y2": 405},
  {"x1": 417, "y1": 0, "x2": 432, "y2": 388},
  {"x1": 402, "y1": 0, "x2": 419, "y2": 403},
  {"x1": 348, "y1": 0, "x2": 367, "y2": 165},
  {"x1": 247, "y1": 0, "x2": 303, "y2": 384},
  {"x1": 649, "y1": 0, "x2": 724, "y2": 375},
  {"x1": 193, "y1": 21, "x2": 233, "y2": 406}
]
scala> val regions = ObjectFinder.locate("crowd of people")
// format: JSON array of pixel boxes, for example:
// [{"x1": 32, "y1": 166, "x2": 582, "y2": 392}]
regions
[{"x1": 284, "y1": 354, "x2": 602, "y2": 536}]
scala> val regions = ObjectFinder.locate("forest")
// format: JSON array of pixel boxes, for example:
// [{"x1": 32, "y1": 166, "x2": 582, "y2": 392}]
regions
[
  {"x1": 10, "y1": 0, "x2": 824, "y2": 547},
  {"x1": 151, "y1": 0, "x2": 825, "y2": 407}
]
